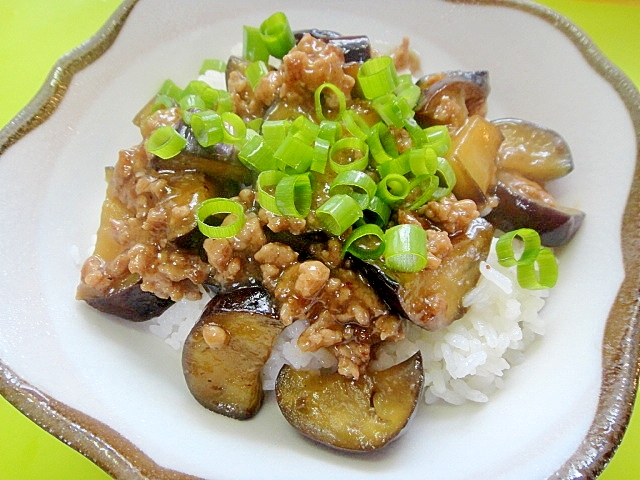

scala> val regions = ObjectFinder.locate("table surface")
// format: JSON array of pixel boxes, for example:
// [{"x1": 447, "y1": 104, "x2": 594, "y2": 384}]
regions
[{"x1": 1, "y1": 1, "x2": 638, "y2": 478}]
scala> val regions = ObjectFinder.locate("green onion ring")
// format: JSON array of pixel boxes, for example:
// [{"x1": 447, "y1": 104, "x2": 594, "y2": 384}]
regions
[
  {"x1": 383, "y1": 224, "x2": 428, "y2": 273},
  {"x1": 406, "y1": 174, "x2": 439, "y2": 210},
  {"x1": 259, "y1": 12, "x2": 296, "y2": 59},
  {"x1": 342, "y1": 224, "x2": 386, "y2": 260},
  {"x1": 196, "y1": 198, "x2": 245, "y2": 239},
  {"x1": 256, "y1": 170, "x2": 285, "y2": 215},
  {"x1": 495, "y1": 228, "x2": 543, "y2": 267},
  {"x1": 377, "y1": 173, "x2": 411, "y2": 205},
  {"x1": 275, "y1": 173, "x2": 312, "y2": 218},
  {"x1": 238, "y1": 134, "x2": 277, "y2": 171},
  {"x1": 432, "y1": 157, "x2": 457, "y2": 199},
  {"x1": 314, "y1": 83, "x2": 347, "y2": 121},
  {"x1": 329, "y1": 137, "x2": 369, "y2": 173},
  {"x1": 341, "y1": 110, "x2": 371, "y2": 141},
  {"x1": 329, "y1": 170, "x2": 377, "y2": 209},
  {"x1": 190, "y1": 110, "x2": 224, "y2": 147},
  {"x1": 363, "y1": 195, "x2": 392, "y2": 227},
  {"x1": 220, "y1": 111, "x2": 247, "y2": 145},
  {"x1": 516, "y1": 247, "x2": 558, "y2": 289},
  {"x1": 357, "y1": 56, "x2": 399, "y2": 100},
  {"x1": 145, "y1": 125, "x2": 187, "y2": 159},
  {"x1": 316, "y1": 194, "x2": 363, "y2": 236}
]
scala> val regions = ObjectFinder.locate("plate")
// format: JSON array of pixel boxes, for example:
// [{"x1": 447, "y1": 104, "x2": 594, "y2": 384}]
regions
[{"x1": 0, "y1": 0, "x2": 639, "y2": 478}]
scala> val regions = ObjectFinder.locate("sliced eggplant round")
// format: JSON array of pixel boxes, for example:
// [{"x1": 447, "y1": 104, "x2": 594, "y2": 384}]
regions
[
  {"x1": 486, "y1": 170, "x2": 585, "y2": 247},
  {"x1": 275, "y1": 351, "x2": 424, "y2": 451},
  {"x1": 493, "y1": 118, "x2": 574, "y2": 183},
  {"x1": 181, "y1": 286, "x2": 282, "y2": 420}
]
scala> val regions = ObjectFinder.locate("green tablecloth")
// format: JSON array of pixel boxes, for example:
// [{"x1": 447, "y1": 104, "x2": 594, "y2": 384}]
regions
[{"x1": 0, "y1": 1, "x2": 638, "y2": 478}]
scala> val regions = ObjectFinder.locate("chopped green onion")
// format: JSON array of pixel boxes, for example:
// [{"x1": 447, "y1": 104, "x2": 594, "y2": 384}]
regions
[
  {"x1": 342, "y1": 224, "x2": 386, "y2": 260},
  {"x1": 275, "y1": 173, "x2": 312, "y2": 218},
  {"x1": 290, "y1": 115, "x2": 320, "y2": 144},
  {"x1": 432, "y1": 157, "x2": 457, "y2": 199},
  {"x1": 495, "y1": 228, "x2": 543, "y2": 267},
  {"x1": 372, "y1": 93, "x2": 405, "y2": 128},
  {"x1": 424, "y1": 125, "x2": 451, "y2": 156},
  {"x1": 245, "y1": 60, "x2": 269, "y2": 90},
  {"x1": 238, "y1": 134, "x2": 277, "y2": 171},
  {"x1": 259, "y1": 12, "x2": 296, "y2": 59},
  {"x1": 384, "y1": 224, "x2": 428, "y2": 273},
  {"x1": 357, "y1": 56, "x2": 399, "y2": 100},
  {"x1": 262, "y1": 119, "x2": 291, "y2": 150},
  {"x1": 190, "y1": 110, "x2": 224, "y2": 147},
  {"x1": 212, "y1": 90, "x2": 234, "y2": 114},
  {"x1": 247, "y1": 117, "x2": 263, "y2": 132},
  {"x1": 243, "y1": 25, "x2": 270, "y2": 62},
  {"x1": 315, "y1": 83, "x2": 347, "y2": 121},
  {"x1": 406, "y1": 174, "x2": 439, "y2": 210},
  {"x1": 256, "y1": 170, "x2": 285, "y2": 215},
  {"x1": 316, "y1": 194, "x2": 363, "y2": 236},
  {"x1": 318, "y1": 120, "x2": 342, "y2": 144},
  {"x1": 516, "y1": 247, "x2": 558, "y2": 289},
  {"x1": 329, "y1": 137, "x2": 369, "y2": 173},
  {"x1": 363, "y1": 195, "x2": 392, "y2": 227},
  {"x1": 377, "y1": 173, "x2": 411, "y2": 205},
  {"x1": 145, "y1": 125, "x2": 186, "y2": 159},
  {"x1": 329, "y1": 170, "x2": 377, "y2": 209},
  {"x1": 408, "y1": 147, "x2": 438, "y2": 177},
  {"x1": 341, "y1": 110, "x2": 371, "y2": 141},
  {"x1": 196, "y1": 198, "x2": 245, "y2": 238},
  {"x1": 151, "y1": 94, "x2": 175, "y2": 112},
  {"x1": 274, "y1": 134, "x2": 314, "y2": 173},
  {"x1": 395, "y1": 83, "x2": 421, "y2": 109},
  {"x1": 311, "y1": 137, "x2": 330, "y2": 173},
  {"x1": 158, "y1": 79, "x2": 183, "y2": 101},
  {"x1": 220, "y1": 111, "x2": 247, "y2": 144},
  {"x1": 178, "y1": 94, "x2": 206, "y2": 124},
  {"x1": 199, "y1": 58, "x2": 227, "y2": 74},
  {"x1": 377, "y1": 153, "x2": 410, "y2": 178},
  {"x1": 367, "y1": 122, "x2": 397, "y2": 165},
  {"x1": 403, "y1": 117, "x2": 427, "y2": 146}
]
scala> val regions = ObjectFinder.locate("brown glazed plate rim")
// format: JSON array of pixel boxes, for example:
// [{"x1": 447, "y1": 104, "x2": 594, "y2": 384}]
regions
[{"x1": 0, "y1": 1, "x2": 639, "y2": 479}]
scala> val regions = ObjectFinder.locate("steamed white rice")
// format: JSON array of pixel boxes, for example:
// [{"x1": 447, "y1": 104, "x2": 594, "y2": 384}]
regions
[{"x1": 147, "y1": 239, "x2": 549, "y2": 406}]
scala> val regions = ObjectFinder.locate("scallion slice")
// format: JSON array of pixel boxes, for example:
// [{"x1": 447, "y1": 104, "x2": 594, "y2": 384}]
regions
[
  {"x1": 274, "y1": 134, "x2": 314, "y2": 173},
  {"x1": 367, "y1": 122, "x2": 397, "y2": 165},
  {"x1": 259, "y1": 12, "x2": 296, "y2": 59},
  {"x1": 158, "y1": 79, "x2": 183, "y2": 101},
  {"x1": 196, "y1": 198, "x2": 246, "y2": 239},
  {"x1": 238, "y1": 134, "x2": 277, "y2": 171},
  {"x1": 275, "y1": 173, "x2": 312, "y2": 218},
  {"x1": 432, "y1": 157, "x2": 456, "y2": 199},
  {"x1": 329, "y1": 137, "x2": 369, "y2": 173},
  {"x1": 516, "y1": 247, "x2": 558, "y2": 289},
  {"x1": 145, "y1": 125, "x2": 187, "y2": 159},
  {"x1": 245, "y1": 60, "x2": 269, "y2": 90},
  {"x1": 357, "y1": 56, "x2": 399, "y2": 100},
  {"x1": 316, "y1": 194, "x2": 363, "y2": 236},
  {"x1": 318, "y1": 120, "x2": 342, "y2": 144},
  {"x1": 190, "y1": 110, "x2": 224, "y2": 147},
  {"x1": 424, "y1": 125, "x2": 452, "y2": 156},
  {"x1": 363, "y1": 195, "x2": 392, "y2": 227},
  {"x1": 329, "y1": 170, "x2": 377, "y2": 209},
  {"x1": 243, "y1": 25, "x2": 270, "y2": 62},
  {"x1": 199, "y1": 58, "x2": 227, "y2": 74},
  {"x1": 256, "y1": 170, "x2": 285, "y2": 215},
  {"x1": 384, "y1": 224, "x2": 428, "y2": 273},
  {"x1": 377, "y1": 173, "x2": 410, "y2": 205},
  {"x1": 178, "y1": 94, "x2": 206, "y2": 124},
  {"x1": 220, "y1": 111, "x2": 247, "y2": 145},
  {"x1": 408, "y1": 147, "x2": 438, "y2": 177},
  {"x1": 495, "y1": 228, "x2": 543, "y2": 267},
  {"x1": 406, "y1": 174, "x2": 439, "y2": 210},
  {"x1": 315, "y1": 83, "x2": 347, "y2": 121},
  {"x1": 262, "y1": 119, "x2": 291, "y2": 150},
  {"x1": 342, "y1": 224, "x2": 386, "y2": 260},
  {"x1": 311, "y1": 137, "x2": 330, "y2": 173},
  {"x1": 341, "y1": 110, "x2": 371, "y2": 141},
  {"x1": 151, "y1": 94, "x2": 175, "y2": 112}
]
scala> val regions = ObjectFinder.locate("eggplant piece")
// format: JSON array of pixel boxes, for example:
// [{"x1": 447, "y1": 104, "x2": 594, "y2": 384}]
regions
[
  {"x1": 275, "y1": 351, "x2": 423, "y2": 451},
  {"x1": 415, "y1": 70, "x2": 490, "y2": 129},
  {"x1": 182, "y1": 286, "x2": 283, "y2": 420},
  {"x1": 80, "y1": 277, "x2": 174, "y2": 322},
  {"x1": 486, "y1": 170, "x2": 585, "y2": 247},
  {"x1": 264, "y1": 229, "x2": 330, "y2": 260},
  {"x1": 151, "y1": 123, "x2": 252, "y2": 192},
  {"x1": 355, "y1": 218, "x2": 494, "y2": 331},
  {"x1": 445, "y1": 115, "x2": 503, "y2": 211},
  {"x1": 493, "y1": 118, "x2": 574, "y2": 183}
]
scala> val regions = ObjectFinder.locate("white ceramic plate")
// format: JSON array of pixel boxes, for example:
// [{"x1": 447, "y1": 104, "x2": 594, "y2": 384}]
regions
[{"x1": 1, "y1": 1, "x2": 639, "y2": 479}]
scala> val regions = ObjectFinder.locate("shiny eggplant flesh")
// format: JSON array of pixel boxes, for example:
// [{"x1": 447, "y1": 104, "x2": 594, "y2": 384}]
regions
[
  {"x1": 486, "y1": 171, "x2": 585, "y2": 247},
  {"x1": 493, "y1": 118, "x2": 574, "y2": 183},
  {"x1": 264, "y1": 229, "x2": 330, "y2": 260},
  {"x1": 182, "y1": 286, "x2": 282, "y2": 420},
  {"x1": 81, "y1": 278, "x2": 174, "y2": 322},
  {"x1": 445, "y1": 115, "x2": 503, "y2": 212},
  {"x1": 415, "y1": 70, "x2": 490, "y2": 129},
  {"x1": 275, "y1": 351, "x2": 423, "y2": 451},
  {"x1": 354, "y1": 218, "x2": 494, "y2": 331},
  {"x1": 294, "y1": 29, "x2": 371, "y2": 63}
]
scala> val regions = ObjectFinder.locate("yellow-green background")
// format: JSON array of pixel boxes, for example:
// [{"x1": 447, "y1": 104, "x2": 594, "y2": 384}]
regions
[{"x1": 0, "y1": 0, "x2": 638, "y2": 478}]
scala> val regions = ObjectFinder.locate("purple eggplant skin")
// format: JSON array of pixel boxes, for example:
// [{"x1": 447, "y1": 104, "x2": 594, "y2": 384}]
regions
[
  {"x1": 83, "y1": 281, "x2": 174, "y2": 322},
  {"x1": 486, "y1": 171, "x2": 585, "y2": 247},
  {"x1": 294, "y1": 30, "x2": 371, "y2": 63},
  {"x1": 414, "y1": 70, "x2": 490, "y2": 129},
  {"x1": 203, "y1": 285, "x2": 278, "y2": 318}
]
